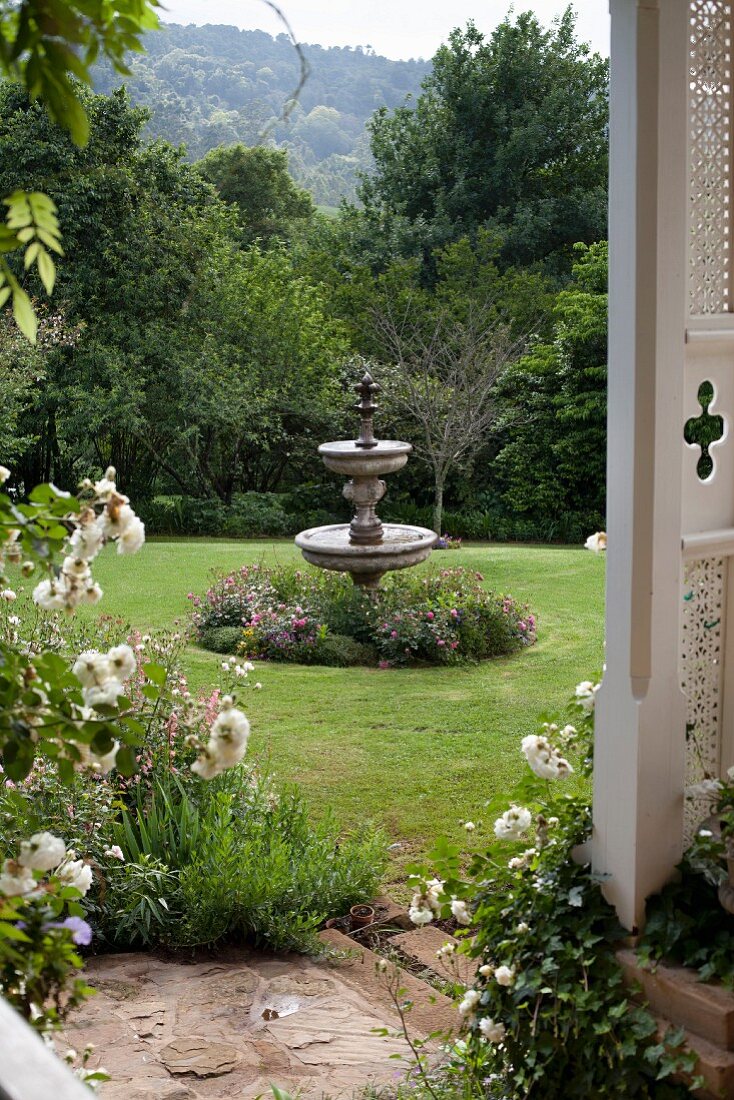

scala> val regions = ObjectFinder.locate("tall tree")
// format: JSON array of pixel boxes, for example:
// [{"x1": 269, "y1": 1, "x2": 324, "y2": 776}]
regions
[
  {"x1": 358, "y1": 8, "x2": 608, "y2": 275},
  {"x1": 196, "y1": 144, "x2": 314, "y2": 246},
  {"x1": 491, "y1": 241, "x2": 608, "y2": 538}
]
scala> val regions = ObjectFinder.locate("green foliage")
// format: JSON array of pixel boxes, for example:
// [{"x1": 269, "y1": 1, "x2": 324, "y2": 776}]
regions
[
  {"x1": 491, "y1": 241, "x2": 608, "y2": 534},
  {"x1": 0, "y1": 86, "x2": 348, "y2": 500},
  {"x1": 192, "y1": 563, "x2": 536, "y2": 667},
  {"x1": 197, "y1": 143, "x2": 314, "y2": 246},
  {"x1": 0, "y1": 190, "x2": 63, "y2": 340},
  {"x1": 0, "y1": 837, "x2": 94, "y2": 1036},
  {"x1": 357, "y1": 10, "x2": 608, "y2": 274},
  {"x1": 0, "y1": 0, "x2": 160, "y2": 144},
  {"x1": 638, "y1": 833, "x2": 734, "y2": 987},
  {"x1": 101, "y1": 855, "x2": 180, "y2": 947},
  {"x1": 91, "y1": 23, "x2": 430, "y2": 204},
  {"x1": 406, "y1": 689, "x2": 698, "y2": 1099},
  {"x1": 0, "y1": 0, "x2": 159, "y2": 338},
  {"x1": 198, "y1": 625, "x2": 245, "y2": 655},
  {"x1": 98, "y1": 766, "x2": 387, "y2": 954}
]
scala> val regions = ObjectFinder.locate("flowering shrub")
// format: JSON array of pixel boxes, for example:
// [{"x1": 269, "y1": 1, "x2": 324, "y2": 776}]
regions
[
  {"x1": 0, "y1": 464, "x2": 254, "y2": 1041},
  {"x1": 435, "y1": 534, "x2": 462, "y2": 550},
  {"x1": 191, "y1": 565, "x2": 536, "y2": 667},
  {"x1": 402, "y1": 680, "x2": 700, "y2": 1098},
  {"x1": 0, "y1": 831, "x2": 95, "y2": 1038}
]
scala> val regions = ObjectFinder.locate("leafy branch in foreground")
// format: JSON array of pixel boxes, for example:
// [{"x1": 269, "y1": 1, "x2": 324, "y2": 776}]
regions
[{"x1": 0, "y1": 0, "x2": 160, "y2": 339}]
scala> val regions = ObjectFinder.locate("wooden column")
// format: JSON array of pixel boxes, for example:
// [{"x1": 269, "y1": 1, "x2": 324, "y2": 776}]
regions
[{"x1": 593, "y1": 0, "x2": 690, "y2": 932}]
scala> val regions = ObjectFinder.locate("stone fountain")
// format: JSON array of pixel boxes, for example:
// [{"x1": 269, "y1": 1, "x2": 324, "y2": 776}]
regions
[{"x1": 295, "y1": 371, "x2": 437, "y2": 589}]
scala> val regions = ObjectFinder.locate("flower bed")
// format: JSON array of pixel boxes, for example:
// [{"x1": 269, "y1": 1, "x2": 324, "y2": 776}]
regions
[{"x1": 190, "y1": 565, "x2": 537, "y2": 667}]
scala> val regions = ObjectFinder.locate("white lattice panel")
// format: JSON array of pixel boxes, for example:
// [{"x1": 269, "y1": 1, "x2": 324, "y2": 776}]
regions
[
  {"x1": 681, "y1": 557, "x2": 725, "y2": 839},
  {"x1": 689, "y1": 0, "x2": 733, "y2": 314}
]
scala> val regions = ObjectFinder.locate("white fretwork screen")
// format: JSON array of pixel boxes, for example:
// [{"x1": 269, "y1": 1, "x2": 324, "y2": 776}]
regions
[
  {"x1": 689, "y1": 0, "x2": 733, "y2": 314},
  {"x1": 682, "y1": 0, "x2": 734, "y2": 842}
]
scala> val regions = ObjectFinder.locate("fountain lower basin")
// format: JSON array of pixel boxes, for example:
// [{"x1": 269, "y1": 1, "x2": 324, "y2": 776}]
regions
[{"x1": 296, "y1": 523, "x2": 437, "y2": 589}]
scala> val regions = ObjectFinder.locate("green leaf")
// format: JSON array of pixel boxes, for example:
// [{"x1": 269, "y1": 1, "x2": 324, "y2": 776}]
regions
[
  {"x1": 12, "y1": 285, "x2": 37, "y2": 342},
  {"x1": 37, "y1": 247, "x2": 55, "y2": 294},
  {"x1": 115, "y1": 744, "x2": 137, "y2": 777},
  {"x1": 144, "y1": 662, "x2": 167, "y2": 687}
]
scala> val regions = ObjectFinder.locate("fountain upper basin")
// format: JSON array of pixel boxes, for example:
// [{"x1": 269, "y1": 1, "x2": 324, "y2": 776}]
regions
[
  {"x1": 295, "y1": 523, "x2": 437, "y2": 585},
  {"x1": 318, "y1": 440, "x2": 411, "y2": 477}
]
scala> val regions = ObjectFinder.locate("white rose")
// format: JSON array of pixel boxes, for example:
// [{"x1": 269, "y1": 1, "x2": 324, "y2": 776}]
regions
[
  {"x1": 68, "y1": 524, "x2": 104, "y2": 561},
  {"x1": 117, "y1": 516, "x2": 145, "y2": 555},
  {"x1": 32, "y1": 578, "x2": 66, "y2": 611},
  {"x1": 458, "y1": 989, "x2": 481, "y2": 1016},
  {"x1": 0, "y1": 860, "x2": 36, "y2": 896},
  {"x1": 0, "y1": 466, "x2": 10, "y2": 484},
  {"x1": 18, "y1": 832, "x2": 66, "y2": 871},
  {"x1": 479, "y1": 1017, "x2": 506, "y2": 1043},
  {"x1": 82, "y1": 680, "x2": 125, "y2": 709},
  {"x1": 57, "y1": 859, "x2": 93, "y2": 896},
  {"x1": 408, "y1": 905, "x2": 434, "y2": 927},
  {"x1": 450, "y1": 897, "x2": 472, "y2": 926},
  {"x1": 72, "y1": 651, "x2": 112, "y2": 689},
  {"x1": 584, "y1": 531, "x2": 607, "y2": 553},
  {"x1": 107, "y1": 644, "x2": 137, "y2": 682},
  {"x1": 494, "y1": 805, "x2": 532, "y2": 840},
  {"x1": 192, "y1": 752, "x2": 224, "y2": 780},
  {"x1": 494, "y1": 965, "x2": 515, "y2": 987}
]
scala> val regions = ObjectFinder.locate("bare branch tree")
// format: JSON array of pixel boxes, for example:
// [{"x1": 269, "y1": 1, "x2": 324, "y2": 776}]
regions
[{"x1": 372, "y1": 295, "x2": 528, "y2": 534}]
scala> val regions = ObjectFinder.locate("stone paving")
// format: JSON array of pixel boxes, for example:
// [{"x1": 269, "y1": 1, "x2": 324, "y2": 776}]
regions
[{"x1": 62, "y1": 942, "x2": 450, "y2": 1100}]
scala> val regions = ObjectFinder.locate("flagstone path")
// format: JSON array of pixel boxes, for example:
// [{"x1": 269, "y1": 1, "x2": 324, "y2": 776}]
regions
[{"x1": 63, "y1": 931, "x2": 455, "y2": 1100}]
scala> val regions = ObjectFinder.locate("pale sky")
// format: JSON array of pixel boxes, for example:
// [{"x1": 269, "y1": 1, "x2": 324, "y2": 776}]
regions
[{"x1": 158, "y1": 1, "x2": 610, "y2": 62}]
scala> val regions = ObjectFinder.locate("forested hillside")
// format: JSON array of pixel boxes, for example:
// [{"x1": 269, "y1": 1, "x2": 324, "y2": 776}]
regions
[{"x1": 91, "y1": 23, "x2": 431, "y2": 204}]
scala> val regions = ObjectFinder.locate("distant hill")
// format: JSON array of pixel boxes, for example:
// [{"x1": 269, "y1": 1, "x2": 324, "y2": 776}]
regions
[{"x1": 91, "y1": 23, "x2": 432, "y2": 205}]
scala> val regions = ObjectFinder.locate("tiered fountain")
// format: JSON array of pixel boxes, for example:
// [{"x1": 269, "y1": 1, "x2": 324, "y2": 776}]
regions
[{"x1": 295, "y1": 371, "x2": 437, "y2": 589}]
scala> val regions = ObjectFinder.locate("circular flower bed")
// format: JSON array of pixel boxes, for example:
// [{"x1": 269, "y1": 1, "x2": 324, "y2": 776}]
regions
[{"x1": 189, "y1": 565, "x2": 537, "y2": 667}]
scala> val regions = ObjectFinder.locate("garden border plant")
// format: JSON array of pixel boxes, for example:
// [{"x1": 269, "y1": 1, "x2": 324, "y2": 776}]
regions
[
  {"x1": 190, "y1": 563, "x2": 537, "y2": 668},
  {"x1": 395, "y1": 676, "x2": 701, "y2": 1099}
]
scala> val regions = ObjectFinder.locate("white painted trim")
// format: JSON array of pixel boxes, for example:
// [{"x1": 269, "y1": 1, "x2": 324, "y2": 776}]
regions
[
  {"x1": 682, "y1": 529, "x2": 734, "y2": 559},
  {"x1": 594, "y1": 0, "x2": 689, "y2": 933},
  {"x1": 687, "y1": 315, "x2": 734, "y2": 347},
  {"x1": 0, "y1": 998, "x2": 91, "y2": 1100}
]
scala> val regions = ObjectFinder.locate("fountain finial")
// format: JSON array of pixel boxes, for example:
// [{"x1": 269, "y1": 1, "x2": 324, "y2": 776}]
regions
[{"x1": 354, "y1": 371, "x2": 380, "y2": 449}]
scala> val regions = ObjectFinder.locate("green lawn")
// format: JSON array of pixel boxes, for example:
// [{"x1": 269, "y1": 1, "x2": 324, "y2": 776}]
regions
[{"x1": 75, "y1": 538, "x2": 605, "y2": 878}]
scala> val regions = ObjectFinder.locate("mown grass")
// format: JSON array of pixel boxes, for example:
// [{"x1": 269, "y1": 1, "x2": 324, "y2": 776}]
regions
[{"x1": 73, "y1": 538, "x2": 605, "y2": 876}]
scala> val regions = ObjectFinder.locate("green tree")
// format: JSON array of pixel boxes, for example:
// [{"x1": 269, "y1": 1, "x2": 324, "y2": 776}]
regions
[
  {"x1": 196, "y1": 143, "x2": 313, "y2": 246},
  {"x1": 173, "y1": 244, "x2": 350, "y2": 500},
  {"x1": 358, "y1": 9, "x2": 608, "y2": 275},
  {"x1": 491, "y1": 241, "x2": 608, "y2": 538},
  {"x1": 0, "y1": 0, "x2": 160, "y2": 338},
  {"x1": 0, "y1": 84, "x2": 235, "y2": 496}
]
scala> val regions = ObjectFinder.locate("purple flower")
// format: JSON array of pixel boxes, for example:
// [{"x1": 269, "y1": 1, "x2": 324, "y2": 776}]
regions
[{"x1": 45, "y1": 916, "x2": 93, "y2": 946}]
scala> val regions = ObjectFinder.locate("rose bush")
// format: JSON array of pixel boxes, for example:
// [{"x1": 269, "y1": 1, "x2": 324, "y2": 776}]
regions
[{"x1": 191, "y1": 564, "x2": 537, "y2": 667}]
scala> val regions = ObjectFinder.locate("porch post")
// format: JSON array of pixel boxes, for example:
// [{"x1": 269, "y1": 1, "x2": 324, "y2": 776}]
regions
[{"x1": 592, "y1": 0, "x2": 689, "y2": 931}]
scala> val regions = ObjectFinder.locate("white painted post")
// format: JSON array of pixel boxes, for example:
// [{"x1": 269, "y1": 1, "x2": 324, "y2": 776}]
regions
[{"x1": 593, "y1": 0, "x2": 690, "y2": 932}]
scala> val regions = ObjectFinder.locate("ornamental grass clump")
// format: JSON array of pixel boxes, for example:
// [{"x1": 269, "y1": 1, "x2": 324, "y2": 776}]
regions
[{"x1": 190, "y1": 564, "x2": 536, "y2": 667}]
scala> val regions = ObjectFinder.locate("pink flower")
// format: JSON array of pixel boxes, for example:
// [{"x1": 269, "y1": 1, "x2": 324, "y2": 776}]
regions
[
  {"x1": 378, "y1": 660, "x2": 391, "y2": 670},
  {"x1": 426, "y1": 611, "x2": 435, "y2": 621},
  {"x1": 437, "y1": 639, "x2": 446, "y2": 646},
  {"x1": 390, "y1": 630, "x2": 398, "y2": 639},
  {"x1": 450, "y1": 608, "x2": 458, "y2": 618}
]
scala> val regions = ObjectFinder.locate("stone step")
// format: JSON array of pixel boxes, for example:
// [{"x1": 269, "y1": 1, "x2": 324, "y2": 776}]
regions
[
  {"x1": 618, "y1": 948, "x2": 734, "y2": 1050},
  {"x1": 390, "y1": 926, "x2": 474, "y2": 986},
  {"x1": 318, "y1": 928, "x2": 457, "y2": 1039},
  {"x1": 369, "y1": 894, "x2": 414, "y2": 932},
  {"x1": 654, "y1": 1015, "x2": 734, "y2": 1099}
]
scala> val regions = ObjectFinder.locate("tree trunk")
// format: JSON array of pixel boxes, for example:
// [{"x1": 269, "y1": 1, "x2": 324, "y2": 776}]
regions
[{"x1": 433, "y1": 480, "x2": 444, "y2": 535}]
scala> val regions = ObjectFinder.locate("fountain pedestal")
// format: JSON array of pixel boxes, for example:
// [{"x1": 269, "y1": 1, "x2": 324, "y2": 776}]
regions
[{"x1": 295, "y1": 372, "x2": 437, "y2": 589}]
